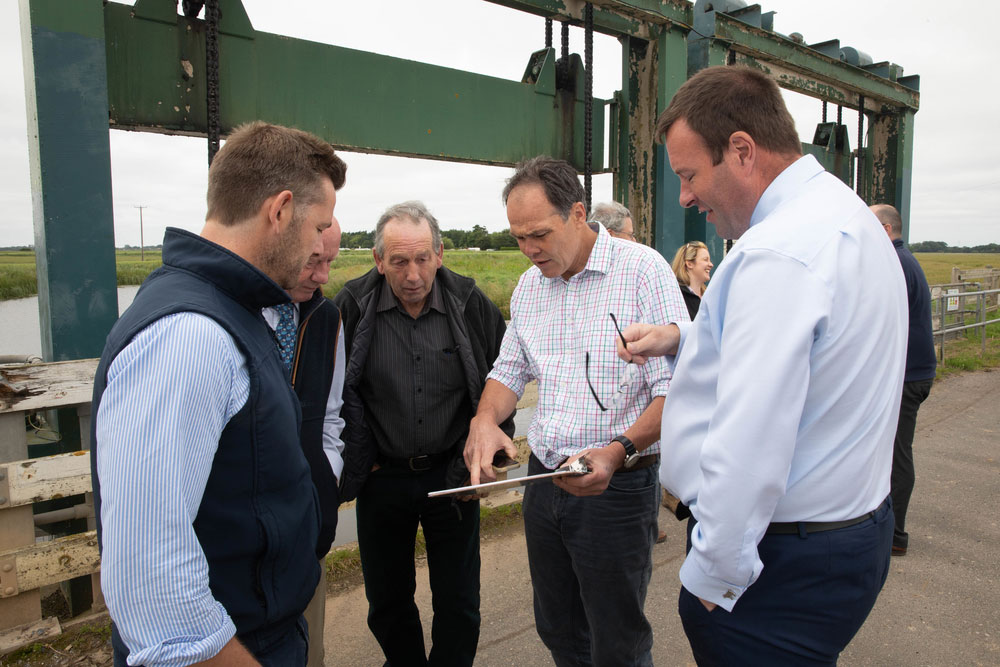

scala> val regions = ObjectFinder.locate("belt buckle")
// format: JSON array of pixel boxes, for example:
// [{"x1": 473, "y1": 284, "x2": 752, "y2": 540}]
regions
[{"x1": 408, "y1": 455, "x2": 432, "y2": 472}]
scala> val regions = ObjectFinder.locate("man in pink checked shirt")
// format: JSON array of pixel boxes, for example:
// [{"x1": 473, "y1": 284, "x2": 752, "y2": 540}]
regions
[{"x1": 464, "y1": 156, "x2": 688, "y2": 666}]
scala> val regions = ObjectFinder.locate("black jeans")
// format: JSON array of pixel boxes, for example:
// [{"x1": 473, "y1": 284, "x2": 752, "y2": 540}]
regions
[
  {"x1": 891, "y1": 378, "x2": 933, "y2": 549},
  {"x1": 522, "y1": 455, "x2": 658, "y2": 667},
  {"x1": 356, "y1": 462, "x2": 480, "y2": 666}
]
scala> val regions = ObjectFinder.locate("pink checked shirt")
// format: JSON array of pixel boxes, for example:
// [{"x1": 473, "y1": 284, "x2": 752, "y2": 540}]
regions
[{"x1": 489, "y1": 223, "x2": 689, "y2": 469}]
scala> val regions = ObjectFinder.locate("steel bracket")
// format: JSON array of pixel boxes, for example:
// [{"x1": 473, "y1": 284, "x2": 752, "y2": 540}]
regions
[{"x1": 0, "y1": 556, "x2": 18, "y2": 597}]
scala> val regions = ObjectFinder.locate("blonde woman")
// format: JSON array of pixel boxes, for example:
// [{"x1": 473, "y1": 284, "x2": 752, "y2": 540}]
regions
[{"x1": 671, "y1": 241, "x2": 713, "y2": 320}]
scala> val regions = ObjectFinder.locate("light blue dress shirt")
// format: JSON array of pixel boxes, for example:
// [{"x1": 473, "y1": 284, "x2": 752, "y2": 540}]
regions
[
  {"x1": 96, "y1": 312, "x2": 248, "y2": 665},
  {"x1": 660, "y1": 155, "x2": 907, "y2": 611}
]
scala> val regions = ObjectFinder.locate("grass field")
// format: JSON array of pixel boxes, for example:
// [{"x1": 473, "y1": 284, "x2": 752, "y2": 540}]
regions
[
  {"x1": 2, "y1": 249, "x2": 996, "y2": 320},
  {"x1": 912, "y1": 253, "x2": 1000, "y2": 285}
]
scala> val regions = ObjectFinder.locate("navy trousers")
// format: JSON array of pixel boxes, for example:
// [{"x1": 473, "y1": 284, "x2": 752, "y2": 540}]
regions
[
  {"x1": 679, "y1": 498, "x2": 893, "y2": 666},
  {"x1": 522, "y1": 454, "x2": 659, "y2": 667}
]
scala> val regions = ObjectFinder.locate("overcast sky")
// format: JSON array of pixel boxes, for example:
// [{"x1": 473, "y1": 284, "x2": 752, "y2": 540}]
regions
[{"x1": 1, "y1": 1, "x2": 996, "y2": 248}]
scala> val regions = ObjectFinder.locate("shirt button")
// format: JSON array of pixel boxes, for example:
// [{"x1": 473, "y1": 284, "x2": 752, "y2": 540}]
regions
[
  {"x1": 417, "y1": 388, "x2": 422, "y2": 393},
  {"x1": 416, "y1": 356, "x2": 421, "y2": 361},
  {"x1": 417, "y1": 419, "x2": 423, "y2": 425}
]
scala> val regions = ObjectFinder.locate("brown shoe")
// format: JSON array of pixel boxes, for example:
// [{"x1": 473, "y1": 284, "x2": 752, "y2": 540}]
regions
[
  {"x1": 891, "y1": 545, "x2": 907, "y2": 557},
  {"x1": 656, "y1": 530, "x2": 667, "y2": 544}
]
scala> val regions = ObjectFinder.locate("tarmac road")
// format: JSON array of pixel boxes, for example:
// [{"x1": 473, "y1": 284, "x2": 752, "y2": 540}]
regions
[{"x1": 324, "y1": 369, "x2": 1000, "y2": 666}]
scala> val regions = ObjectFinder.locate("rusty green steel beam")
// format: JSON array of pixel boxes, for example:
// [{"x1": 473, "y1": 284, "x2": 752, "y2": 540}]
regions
[
  {"x1": 19, "y1": 0, "x2": 118, "y2": 362},
  {"x1": 870, "y1": 109, "x2": 915, "y2": 240},
  {"x1": 483, "y1": 0, "x2": 691, "y2": 39},
  {"x1": 714, "y1": 15, "x2": 919, "y2": 112},
  {"x1": 104, "y1": 2, "x2": 603, "y2": 171}
]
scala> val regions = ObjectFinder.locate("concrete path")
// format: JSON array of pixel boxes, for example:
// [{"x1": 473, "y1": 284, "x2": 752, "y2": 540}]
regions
[{"x1": 323, "y1": 370, "x2": 1000, "y2": 665}]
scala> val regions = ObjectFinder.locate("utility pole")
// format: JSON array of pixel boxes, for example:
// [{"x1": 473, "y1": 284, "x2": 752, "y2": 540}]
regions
[{"x1": 134, "y1": 205, "x2": 147, "y2": 260}]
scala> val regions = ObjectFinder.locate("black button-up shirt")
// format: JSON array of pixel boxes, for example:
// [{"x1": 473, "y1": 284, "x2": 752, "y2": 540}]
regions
[{"x1": 359, "y1": 279, "x2": 470, "y2": 459}]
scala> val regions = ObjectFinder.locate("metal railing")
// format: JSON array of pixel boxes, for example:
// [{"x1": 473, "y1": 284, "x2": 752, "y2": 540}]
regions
[{"x1": 932, "y1": 288, "x2": 1000, "y2": 363}]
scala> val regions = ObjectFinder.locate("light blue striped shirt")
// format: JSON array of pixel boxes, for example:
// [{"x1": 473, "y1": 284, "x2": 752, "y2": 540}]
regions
[
  {"x1": 96, "y1": 312, "x2": 249, "y2": 665},
  {"x1": 660, "y1": 155, "x2": 907, "y2": 611}
]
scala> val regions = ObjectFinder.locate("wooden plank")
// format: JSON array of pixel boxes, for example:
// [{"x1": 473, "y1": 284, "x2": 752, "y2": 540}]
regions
[
  {"x1": 0, "y1": 413, "x2": 41, "y2": 630},
  {"x1": 0, "y1": 451, "x2": 92, "y2": 509},
  {"x1": 0, "y1": 359, "x2": 98, "y2": 415},
  {"x1": 0, "y1": 532, "x2": 100, "y2": 597},
  {"x1": 0, "y1": 615, "x2": 61, "y2": 655}
]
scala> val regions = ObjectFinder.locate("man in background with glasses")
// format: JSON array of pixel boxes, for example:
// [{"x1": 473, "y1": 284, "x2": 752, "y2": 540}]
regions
[
  {"x1": 464, "y1": 156, "x2": 688, "y2": 666},
  {"x1": 592, "y1": 200, "x2": 636, "y2": 241}
]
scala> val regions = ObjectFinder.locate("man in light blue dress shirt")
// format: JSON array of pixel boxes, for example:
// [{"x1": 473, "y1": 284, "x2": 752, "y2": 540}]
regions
[{"x1": 619, "y1": 66, "x2": 907, "y2": 664}]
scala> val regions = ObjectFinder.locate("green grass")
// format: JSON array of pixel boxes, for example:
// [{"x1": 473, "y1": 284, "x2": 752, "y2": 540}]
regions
[
  {"x1": 936, "y1": 321, "x2": 1000, "y2": 378},
  {"x1": 913, "y1": 253, "x2": 1000, "y2": 286},
  {"x1": 2, "y1": 247, "x2": 996, "y2": 330}
]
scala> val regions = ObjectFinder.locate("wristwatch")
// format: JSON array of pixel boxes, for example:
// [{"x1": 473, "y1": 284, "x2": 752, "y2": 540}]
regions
[{"x1": 612, "y1": 435, "x2": 641, "y2": 469}]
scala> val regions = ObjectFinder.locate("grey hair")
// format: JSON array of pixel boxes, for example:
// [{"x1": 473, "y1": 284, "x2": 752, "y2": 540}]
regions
[
  {"x1": 373, "y1": 200, "x2": 442, "y2": 257},
  {"x1": 591, "y1": 202, "x2": 632, "y2": 233}
]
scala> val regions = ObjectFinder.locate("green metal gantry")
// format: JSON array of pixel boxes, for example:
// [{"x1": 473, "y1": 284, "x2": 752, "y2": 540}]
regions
[{"x1": 19, "y1": 0, "x2": 918, "y2": 364}]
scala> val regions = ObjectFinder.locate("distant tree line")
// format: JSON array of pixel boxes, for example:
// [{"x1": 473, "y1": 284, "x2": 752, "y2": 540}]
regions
[
  {"x1": 341, "y1": 225, "x2": 517, "y2": 251},
  {"x1": 909, "y1": 241, "x2": 1000, "y2": 253}
]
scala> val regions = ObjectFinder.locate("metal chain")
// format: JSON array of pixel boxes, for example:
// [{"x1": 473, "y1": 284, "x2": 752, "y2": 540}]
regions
[
  {"x1": 205, "y1": 0, "x2": 221, "y2": 165},
  {"x1": 584, "y1": 3, "x2": 594, "y2": 213},
  {"x1": 561, "y1": 21, "x2": 570, "y2": 62},
  {"x1": 856, "y1": 96, "x2": 865, "y2": 198},
  {"x1": 837, "y1": 105, "x2": 843, "y2": 126},
  {"x1": 822, "y1": 100, "x2": 828, "y2": 123},
  {"x1": 545, "y1": 17, "x2": 553, "y2": 49}
]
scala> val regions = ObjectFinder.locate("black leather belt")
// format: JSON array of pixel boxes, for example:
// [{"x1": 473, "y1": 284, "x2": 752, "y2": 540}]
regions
[
  {"x1": 619, "y1": 454, "x2": 659, "y2": 473},
  {"x1": 379, "y1": 451, "x2": 450, "y2": 472},
  {"x1": 766, "y1": 498, "x2": 887, "y2": 535}
]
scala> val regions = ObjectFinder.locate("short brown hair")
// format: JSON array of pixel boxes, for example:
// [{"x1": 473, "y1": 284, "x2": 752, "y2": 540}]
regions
[
  {"x1": 655, "y1": 66, "x2": 801, "y2": 165},
  {"x1": 502, "y1": 156, "x2": 585, "y2": 218},
  {"x1": 206, "y1": 121, "x2": 347, "y2": 226}
]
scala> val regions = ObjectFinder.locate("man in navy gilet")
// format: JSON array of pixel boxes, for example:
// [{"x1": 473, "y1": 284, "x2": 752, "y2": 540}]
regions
[
  {"x1": 91, "y1": 122, "x2": 347, "y2": 666},
  {"x1": 872, "y1": 203, "x2": 937, "y2": 557}
]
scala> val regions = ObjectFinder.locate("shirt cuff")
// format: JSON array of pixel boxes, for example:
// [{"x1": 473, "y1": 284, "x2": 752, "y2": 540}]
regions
[
  {"x1": 126, "y1": 602, "x2": 236, "y2": 666},
  {"x1": 678, "y1": 548, "x2": 749, "y2": 613},
  {"x1": 486, "y1": 368, "x2": 527, "y2": 399},
  {"x1": 326, "y1": 449, "x2": 344, "y2": 482}
]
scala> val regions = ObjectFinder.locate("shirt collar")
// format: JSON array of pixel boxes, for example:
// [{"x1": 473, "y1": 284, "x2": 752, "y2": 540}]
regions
[
  {"x1": 537, "y1": 221, "x2": 613, "y2": 284},
  {"x1": 376, "y1": 275, "x2": 445, "y2": 315},
  {"x1": 750, "y1": 154, "x2": 824, "y2": 229}
]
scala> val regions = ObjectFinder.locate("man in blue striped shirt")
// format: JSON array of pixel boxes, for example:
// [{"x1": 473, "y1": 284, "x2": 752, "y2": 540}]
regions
[{"x1": 92, "y1": 122, "x2": 347, "y2": 666}]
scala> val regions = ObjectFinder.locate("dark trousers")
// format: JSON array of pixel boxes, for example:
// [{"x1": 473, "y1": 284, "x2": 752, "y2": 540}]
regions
[
  {"x1": 891, "y1": 378, "x2": 933, "y2": 549},
  {"x1": 356, "y1": 463, "x2": 480, "y2": 667},
  {"x1": 679, "y1": 497, "x2": 893, "y2": 666},
  {"x1": 522, "y1": 455, "x2": 659, "y2": 667}
]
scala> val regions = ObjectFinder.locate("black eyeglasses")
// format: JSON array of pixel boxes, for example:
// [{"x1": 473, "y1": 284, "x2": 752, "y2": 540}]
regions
[{"x1": 586, "y1": 313, "x2": 639, "y2": 412}]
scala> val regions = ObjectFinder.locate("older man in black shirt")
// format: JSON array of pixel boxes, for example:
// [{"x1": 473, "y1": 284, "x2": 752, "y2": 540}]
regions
[{"x1": 333, "y1": 201, "x2": 512, "y2": 666}]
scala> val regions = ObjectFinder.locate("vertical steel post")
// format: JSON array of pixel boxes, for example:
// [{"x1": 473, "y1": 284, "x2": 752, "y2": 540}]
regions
[
  {"x1": 981, "y1": 293, "x2": 986, "y2": 356},
  {"x1": 19, "y1": 0, "x2": 118, "y2": 362},
  {"x1": 652, "y1": 25, "x2": 695, "y2": 259},
  {"x1": 870, "y1": 108, "x2": 916, "y2": 241}
]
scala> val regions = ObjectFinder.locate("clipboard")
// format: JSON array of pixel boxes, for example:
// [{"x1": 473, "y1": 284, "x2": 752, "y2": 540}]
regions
[{"x1": 427, "y1": 457, "x2": 591, "y2": 498}]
